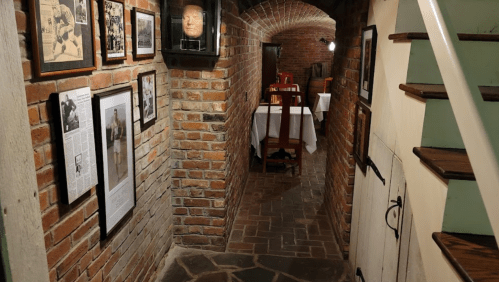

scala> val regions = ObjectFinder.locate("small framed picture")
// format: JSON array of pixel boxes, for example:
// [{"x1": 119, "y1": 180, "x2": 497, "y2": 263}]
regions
[
  {"x1": 138, "y1": 70, "x2": 157, "y2": 130},
  {"x1": 353, "y1": 101, "x2": 372, "y2": 174},
  {"x1": 50, "y1": 87, "x2": 98, "y2": 204},
  {"x1": 28, "y1": 0, "x2": 97, "y2": 77},
  {"x1": 92, "y1": 86, "x2": 135, "y2": 238},
  {"x1": 162, "y1": 0, "x2": 221, "y2": 56},
  {"x1": 359, "y1": 25, "x2": 377, "y2": 105},
  {"x1": 101, "y1": 0, "x2": 127, "y2": 62},
  {"x1": 133, "y1": 8, "x2": 156, "y2": 59}
]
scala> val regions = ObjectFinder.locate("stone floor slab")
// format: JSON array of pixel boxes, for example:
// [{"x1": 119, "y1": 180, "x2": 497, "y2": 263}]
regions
[{"x1": 233, "y1": 267, "x2": 276, "y2": 282}]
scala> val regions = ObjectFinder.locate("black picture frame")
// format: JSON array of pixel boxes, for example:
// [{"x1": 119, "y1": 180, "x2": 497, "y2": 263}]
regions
[
  {"x1": 92, "y1": 86, "x2": 136, "y2": 239},
  {"x1": 359, "y1": 25, "x2": 377, "y2": 105},
  {"x1": 161, "y1": 0, "x2": 221, "y2": 57},
  {"x1": 50, "y1": 87, "x2": 98, "y2": 204},
  {"x1": 353, "y1": 101, "x2": 372, "y2": 174},
  {"x1": 101, "y1": 0, "x2": 127, "y2": 62},
  {"x1": 29, "y1": 0, "x2": 97, "y2": 77},
  {"x1": 133, "y1": 8, "x2": 156, "y2": 59},
  {"x1": 138, "y1": 70, "x2": 157, "y2": 131}
]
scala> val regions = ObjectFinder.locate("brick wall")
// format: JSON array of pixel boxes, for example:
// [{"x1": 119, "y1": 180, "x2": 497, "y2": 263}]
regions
[
  {"x1": 170, "y1": 0, "x2": 266, "y2": 251},
  {"x1": 16, "y1": 0, "x2": 173, "y2": 281},
  {"x1": 324, "y1": 0, "x2": 369, "y2": 259},
  {"x1": 272, "y1": 27, "x2": 335, "y2": 91}
]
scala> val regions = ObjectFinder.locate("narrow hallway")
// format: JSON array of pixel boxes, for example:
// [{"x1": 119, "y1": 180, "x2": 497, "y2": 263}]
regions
[{"x1": 158, "y1": 130, "x2": 352, "y2": 281}]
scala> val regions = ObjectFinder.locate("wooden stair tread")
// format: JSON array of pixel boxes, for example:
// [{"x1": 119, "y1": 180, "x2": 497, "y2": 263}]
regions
[
  {"x1": 433, "y1": 232, "x2": 499, "y2": 282},
  {"x1": 400, "y1": 84, "x2": 499, "y2": 101},
  {"x1": 413, "y1": 147, "x2": 475, "y2": 180},
  {"x1": 389, "y1": 32, "x2": 499, "y2": 42}
]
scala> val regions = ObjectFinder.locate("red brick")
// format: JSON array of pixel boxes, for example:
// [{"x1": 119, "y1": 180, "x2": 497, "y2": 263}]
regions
[
  {"x1": 186, "y1": 132, "x2": 201, "y2": 140},
  {"x1": 39, "y1": 101, "x2": 51, "y2": 122},
  {"x1": 174, "y1": 207, "x2": 188, "y2": 215},
  {"x1": 46, "y1": 237, "x2": 71, "y2": 268},
  {"x1": 182, "y1": 235, "x2": 209, "y2": 245},
  {"x1": 182, "y1": 179, "x2": 209, "y2": 188},
  {"x1": 202, "y1": 133, "x2": 217, "y2": 141},
  {"x1": 186, "y1": 92, "x2": 201, "y2": 101},
  {"x1": 57, "y1": 239, "x2": 89, "y2": 276},
  {"x1": 205, "y1": 171, "x2": 225, "y2": 179},
  {"x1": 15, "y1": 10, "x2": 27, "y2": 32},
  {"x1": 181, "y1": 122, "x2": 209, "y2": 131},
  {"x1": 33, "y1": 148, "x2": 44, "y2": 170},
  {"x1": 186, "y1": 71, "x2": 201, "y2": 79},
  {"x1": 22, "y1": 60, "x2": 32, "y2": 80},
  {"x1": 210, "y1": 180, "x2": 226, "y2": 189},
  {"x1": 183, "y1": 160, "x2": 210, "y2": 169},
  {"x1": 180, "y1": 141, "x2": 209, "y2": 150},
  {"x1": 79, "y1": 251, "x2": 93, "y2": 274},
  {"x1": 184, "y1": 199, "x2": 210, "y2": 207},
  {"x1": 72, "y1": 214, "x2": 99, "y2": 243},
  {"x1": 184, "y1": 217, "x2": 210, "y2": 225},
  {"x1": 57, "y1": 77, "x2": 89, "y2": 92},
  {"x1": 31, "y1": 124, "x2": 51, "y2": 146},
  {"x1": 204, "y1": 226, "x2": 224, "y2": 235},
  {"x1": 170, "y1": 69, "x2": 184, "y2": 78},
  {"x1": 44, "y1": 143, "x2": 55, "y2": 164},
  {"x1": 85, "y1": 197, "x2": 99, "y2": 218},
  {"x1": 188, "y1": 170, "x2": 203, "y2": 178},
  {"x1": 113, "y1": 69, "x2": 132, "y2": 85},
  {"x1": 203, "y1": 92, "x2": 226, "y2": 101},
  {"x1": 39, "y1": 189, "x2": 50, "y2": 211},
  {"x1": 102, "y1": 250, "x2": 120, "y2": 278},
  {"x1": 28, "y1": 105, "x2": 40, "y2": 125},
  {"x1": 37, "y1": 165, "x2": 55, "y2": 190},
  {"x1": 186, "y1": 151, "x2": 201, "y2": 159},
  {"x1": 88, "y1": 247, "x2": 111, "y2": 278},
  {"x1": 204, "y1": 152, "x2": 226, "y2": 160},
  {"x1": 25, "y1": 82, "x2": 56, "y2": 104},
  {"x1": 53, "y1": 208, "x2": 84, "y2": 243},
  {"x1": 186, "y1": 114, "x2": 201, "y2": 121},
  {"x1": 90, "y1": 73, "x2": 112, "y2": 90},
  {"x1": 45, "y1": 232, "x2": 52, "y2": 250}
]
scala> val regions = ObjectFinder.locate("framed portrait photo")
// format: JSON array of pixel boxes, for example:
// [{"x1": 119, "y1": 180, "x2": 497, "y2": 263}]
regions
[
  {"x1": 28, "y1": 0, "x2": 97, "y2": 77},
  {"x1": 101, "y1": 0, "x2": 127, "y2": 62},
  {"x1": 50, "y1": 87, "x2": 98, "y2": 204},
  {"x1": 133, "y1": 8, "x2": 156, "y2": 59},
  {"x1": 92, "y1": 86, "x2": 135, "y2": 238},
  {"x1": 353, "y1": 101, "x2": 372, "y2": 174},
  {"x1": 138, "y1": 70, "x2": 157, "y2": 131},
  {"x1": 162, "y1": 0, "x2": 221, "y2": 56},
  {"x1": 359, "y1": 25, "x2": 377, "y2": 105}
]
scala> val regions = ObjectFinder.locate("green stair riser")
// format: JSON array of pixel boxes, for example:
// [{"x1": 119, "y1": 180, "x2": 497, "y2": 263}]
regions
[{"x1": 421, "y1": 100, "x2": 464, "y2": 149}]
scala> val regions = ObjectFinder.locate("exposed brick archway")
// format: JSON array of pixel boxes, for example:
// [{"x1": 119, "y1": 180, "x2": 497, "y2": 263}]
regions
[{"x1": 240, "y1": 0, "x2": 336, "y2": 38}]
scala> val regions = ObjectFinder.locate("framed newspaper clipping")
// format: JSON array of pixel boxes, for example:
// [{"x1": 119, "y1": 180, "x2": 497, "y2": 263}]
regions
[
  {"x1": 50, "y1": 87, "x2": 98, "y2": 204},
  {"x1": 133, "y1": 8, "x2": 156, "y2": 59},
  {"x1": 138, "y1": 70, "x2": 157, "y2": 130},
  {"x1": 101, "y1": 0, "x2": 127, "y2": 62},
  {"x1": 93, "y1": 86, "x2": 135, "y2": 238},
  {"x1": 29, "y1": 0, "x2": 97, "y2": 77}
]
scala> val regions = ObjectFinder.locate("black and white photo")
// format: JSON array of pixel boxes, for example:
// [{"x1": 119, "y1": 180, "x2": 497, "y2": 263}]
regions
[
  {"x1": 101, "y1": 0, "x2": 126, "y2": 61},
  {"x1": 133, "y1": 8, "x2": 155, "y2": 59},
  {"x1": 138, "y1": 70, "x2": 157, "y2": 130},
  {"x1": 29, "y1": 0, "x2": 96, "y2": 77},
  {"x1": 60, "y1": 92, "x2": 79, "y2": 133},
  {"x1": 359, "y1": 25, "x2": 377, "y2": 105},
  {"x1": 93, "y1": 86, "x2": 135, "y2": 238}
]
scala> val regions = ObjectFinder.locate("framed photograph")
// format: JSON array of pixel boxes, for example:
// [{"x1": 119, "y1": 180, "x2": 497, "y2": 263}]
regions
[
  {"x1": 138, "y1": 70, "x2": 157, "y2": 130},
  {"x1": 92, "y1": 86, "x2": 135, "y2": 238},
  {"x1": 29, "y1": 0, "x2": 97, "y2": 77},
  {"x1": 161, "y1": 0, "x2": 221, "y2": 56},
  {"x1": 353, "y1": 101, "x2": 372, "y2": 174},
  {"x1": 133, "y1": 8, "x2": 156, "y2": 59},
  {"x1": 50, "y1": 87, "x2": 98, "y2": 204},
  {"x1": 101, "y1": 0, "x2": 127, "y2": 62},
  {"x1": 359, "y1": 25, "x2": 377, "y2": 105}
]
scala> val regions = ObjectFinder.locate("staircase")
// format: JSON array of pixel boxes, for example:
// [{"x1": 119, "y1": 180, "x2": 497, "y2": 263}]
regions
[{"x1": 390, "y1": 0, "x2": 499, "y2": 279}]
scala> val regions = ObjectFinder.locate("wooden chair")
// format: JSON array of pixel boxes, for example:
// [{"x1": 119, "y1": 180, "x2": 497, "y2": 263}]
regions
[
  {"x1": 262, "y1": 91, "x2": 305, "y2": 175},
  {"x1": 268, "y1": 83, "x2": 299, "y2": 106}
]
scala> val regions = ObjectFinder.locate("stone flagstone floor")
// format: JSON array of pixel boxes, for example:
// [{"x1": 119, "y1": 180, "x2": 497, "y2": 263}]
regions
[{"x1": 157, "y1": 129, "x2": 353, "y2": 281}]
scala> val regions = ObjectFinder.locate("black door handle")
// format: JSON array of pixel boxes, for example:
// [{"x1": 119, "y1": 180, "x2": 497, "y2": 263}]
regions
[
  {"x1": 366, "y1": 156, "x2": 385, "y2": 185},
  {"x1": 385, "y1": 196, "x2": 403, "y2": 239},
  {"x1": 356, "y1": 267, "x2": 366, "y2": 282}
]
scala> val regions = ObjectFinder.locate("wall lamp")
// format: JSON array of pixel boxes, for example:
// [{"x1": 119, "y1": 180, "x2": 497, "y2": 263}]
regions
[{"x1": 319, "y1": 38, "x2": 336, "y2": 51}]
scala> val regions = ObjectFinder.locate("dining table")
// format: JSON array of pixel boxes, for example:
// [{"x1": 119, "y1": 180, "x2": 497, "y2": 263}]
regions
[
  {"x1": 251, "y1": 105, "x2": 317, "y2": 158},
  {"x1": 312, "y1": 93, "x2": 331, "y2": 121}
]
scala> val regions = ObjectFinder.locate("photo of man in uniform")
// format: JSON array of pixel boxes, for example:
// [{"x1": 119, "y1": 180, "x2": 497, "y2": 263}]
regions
[
  {"x1": 106, "y1": 105, "x2": 128, "y2": 191},
  {"x1": 60, "y1": 93, "x2": 79, "y2": 133},
  {"x1": 51, "y1": 0, "x2": 83, "y2": 61}
]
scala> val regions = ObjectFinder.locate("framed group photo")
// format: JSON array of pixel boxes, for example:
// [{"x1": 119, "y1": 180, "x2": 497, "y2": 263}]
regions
[
  {"x1": 162, "y1": 0, "x2": 221, "y2": 56},
  {"x1": 359, "y1": 25, "x2": 377, "y2": 105},
  {"x1": 101, "y1": 0, "x2": 127, "y2": 62},
  {"x1": 138, "y1": 70, "x2": 157, "y2": 130},
  {"x1": 29, "y1": 0, "x2": 97, "y2": 77},
  {"x1": 133, "y1": 8, "x2": 156, "y2": 59},
  {"x1": 353, "y1": 101, "x2": 372, "y2": 174},
  {"x1": 93, "y1": 86, "x2": 135, "y2": 238}
]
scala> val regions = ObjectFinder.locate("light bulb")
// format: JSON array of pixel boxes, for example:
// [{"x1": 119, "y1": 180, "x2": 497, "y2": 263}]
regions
[{"x1": 328, "y1": 42, "x2": 336, "y2": 51}]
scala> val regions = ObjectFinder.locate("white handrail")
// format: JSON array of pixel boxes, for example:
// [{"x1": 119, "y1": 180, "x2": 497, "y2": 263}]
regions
[{"x1": 417, "y1": 0, "x2": 499, "y2": 245}]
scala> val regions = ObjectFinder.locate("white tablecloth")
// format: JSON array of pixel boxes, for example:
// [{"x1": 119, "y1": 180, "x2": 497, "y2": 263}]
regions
[
  {"x1": 312, "y1": 93, "x2": 331, "y2": 121},
  {"x1": 251, "y1": 106, "x2": 317, "y2": 158}
]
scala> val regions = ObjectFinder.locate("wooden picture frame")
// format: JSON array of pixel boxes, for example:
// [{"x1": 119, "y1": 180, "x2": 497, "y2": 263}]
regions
[
  {"x1": 353, "y1": 101, "x2": 372, "y2": 174},
  {"x1": 133, "y1": 8, "x2": 156, "y2": 59},
  {"x1": 138, "y1": 70, "x2": 157, "y2": 131},
  {"x1": 92, "y1": 86, "x2": 136, "y2": 239},
  {"x1": 29, "y1": 0, "x2": 97, "y2": 77},
  {"x1": 101, "y1": 0, "x2": 127, "y2": 62},
  {"x1": 161, "y1": 0, "x2": 221, "y2": 57},
  {"x1": 50, "y1": 87, "x2": 98, "y2": 204},
  {"x1": 359, "y1": 25, "x2": 377, "y2": 105}
]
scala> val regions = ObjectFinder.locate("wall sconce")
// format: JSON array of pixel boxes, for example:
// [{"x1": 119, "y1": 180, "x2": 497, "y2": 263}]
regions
[{"x1": 319, "y1": 38, "x2": 336, "y2": 51}]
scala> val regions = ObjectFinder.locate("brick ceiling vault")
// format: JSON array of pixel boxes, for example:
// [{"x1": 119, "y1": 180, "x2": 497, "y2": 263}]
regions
[{"x1": 240, "y1": 0, "x2": 336, "y2": 38}]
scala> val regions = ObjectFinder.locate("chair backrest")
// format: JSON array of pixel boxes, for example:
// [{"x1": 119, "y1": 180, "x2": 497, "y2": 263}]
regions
[
  {"x1": 268, "y1": 84, "x2": 299, "y2": 106},
  {"x1": 323, "y1": 77, "x2": 333, "y2": 93},
  {"x1": 264, "y1": 91, "x2": 305, "y2": 147},
  {"x1": 278, "y1": 72, "x2": 294, "y2": 84}
]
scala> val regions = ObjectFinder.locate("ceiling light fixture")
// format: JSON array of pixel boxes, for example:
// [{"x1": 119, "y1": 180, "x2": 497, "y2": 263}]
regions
[{"x1": 319, "y1": 38, "x2": 336, "y2": 51}]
